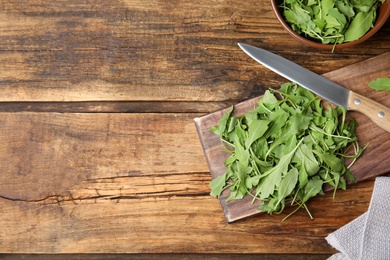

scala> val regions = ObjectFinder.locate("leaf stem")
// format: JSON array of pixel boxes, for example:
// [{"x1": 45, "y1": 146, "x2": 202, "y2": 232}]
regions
[{"x1": 309, "y1": 125, "x2": 352, "y2": 140}]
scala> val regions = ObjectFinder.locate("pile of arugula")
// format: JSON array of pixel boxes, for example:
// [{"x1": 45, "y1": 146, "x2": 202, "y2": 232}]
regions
[
  {"x1": 210, "y1": 83, "x2": 365, "y2": 220},
  {"x1": 281, "y1": 0, "x2": 385, "y2": 46}
]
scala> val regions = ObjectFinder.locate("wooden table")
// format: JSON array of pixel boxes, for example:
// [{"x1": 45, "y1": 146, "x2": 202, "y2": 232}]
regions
[{"x1": 0, "y1": 1, "x2": 389, "y2": 259}]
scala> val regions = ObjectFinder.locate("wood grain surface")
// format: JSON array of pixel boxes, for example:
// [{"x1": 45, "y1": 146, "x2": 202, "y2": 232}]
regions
[
  {"x1": 0, "y1": 0, "x2": 389, "y2": 257},
  {"x1": 0, "y1": 111, "x2": 376, "y2": 255}
]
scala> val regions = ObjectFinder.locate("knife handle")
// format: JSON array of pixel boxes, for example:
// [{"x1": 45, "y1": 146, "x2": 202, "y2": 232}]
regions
[{"x1": 348, "y1": 91, "x2": 390, "y2": 133}]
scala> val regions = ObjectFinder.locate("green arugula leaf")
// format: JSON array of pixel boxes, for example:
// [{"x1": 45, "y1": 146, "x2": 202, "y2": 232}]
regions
[
  {"x1": 210, "y1": 106, "x2": 233, "y2": 137},
  {"x1": 293, "y1": 143, "x2": 320, "y2": 176},
  {"x1": 336, "y1": 0, "x2": 355, "y2": 18},
  {"x1": 233, "y1": 134, "x2": 250, "y2": 166},
  {"x1": 344, "y1": 6, "x2": 376, "y2": 42},
  {"x1": 369, "y1": 77, "x2": 390, "y2": 91},
  {"x1": 313, "y1": 149, "x2": 343, "y2": 172},
  {"x1": 276, "y1": 167, "x2": 299, "y2": 207},
  {"x1": 301, "y1": 176, "x2": 323, "y2": 204},
  {"x1": 245, "y1": 119, "x2": 270, "y2": 148},
  {"x1": 258, "y1": 138, "x2": 303, "y2": 199},
  {"x1": 209, "y1": 174, "x2": 227, "y2": 197}
]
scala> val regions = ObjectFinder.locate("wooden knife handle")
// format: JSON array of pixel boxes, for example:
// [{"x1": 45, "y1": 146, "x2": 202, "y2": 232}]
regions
[{"x1": 348, "y1": 91, "x2": 390, "y2": 133}]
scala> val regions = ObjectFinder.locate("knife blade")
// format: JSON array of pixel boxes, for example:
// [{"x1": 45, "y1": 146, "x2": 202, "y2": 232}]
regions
[{"x1": 238, "y1": 43, "x2": 390, "y2": 133}]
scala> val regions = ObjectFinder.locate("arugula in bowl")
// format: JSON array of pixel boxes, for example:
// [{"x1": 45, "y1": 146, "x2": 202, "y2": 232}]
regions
[{"x1": 281, "y1": 0, "x2": 385, "y2": 45}]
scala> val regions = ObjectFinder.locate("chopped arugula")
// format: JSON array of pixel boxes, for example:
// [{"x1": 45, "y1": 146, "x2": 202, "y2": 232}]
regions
[
  {"x1": 369, "y1": 77, "x2": 390, "y2": 91},
  {"x1": 210, "y1": 83, "x2": 366, "y2": 220},
  {"x1": 281, "y1": 0, "x2": 385, "y2": 48}
]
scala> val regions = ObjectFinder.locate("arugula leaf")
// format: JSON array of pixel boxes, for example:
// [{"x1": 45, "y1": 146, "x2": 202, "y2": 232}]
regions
[
  {"x1": 313, "y1": 149, "x2": 343, "y2": 172},
  {"x1": 336, "y1": 0, "x2": 355, "y2": 18},
  {"x1": 210, "y1": 106, "x2": 234, "y2": 137},
  {"x1": 264, "y1": 107, "x2": 290, "y2": 139},
  {"x1": 258, "y1": 138, "x2": 303, "y2": 199},
  {"x1": 293, "y1": 143, "x2": 320, "y2": 176},
  {"x1": 276, "y1": 168, "x2": 299, "y2": 207},
  {"x1": 301, "y1": 176, "x2": 323, "y2": 204},
  {"x1": 369, "y1": 77, "x2": 390, "y2": 91},
  {"x1": 209, "y1": 174, "x2": 227, "y2": 197},
  {"x1": 344, "y1": 6, "x2": 376, "y2": 42},
  {"x1": 245, "y1": 119, "x2": 270, "y2": 148},
  {"x1": 233, "y1": 134, "x2": 250, "y2": 166},
  {"x1": 351, "y1": 0, "x2": 377, "y2": 12}
]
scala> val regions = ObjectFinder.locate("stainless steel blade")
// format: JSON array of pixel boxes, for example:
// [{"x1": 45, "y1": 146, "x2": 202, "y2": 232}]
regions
[{"x1": 238, "y1": 43, "x2": 350, "y2": 108}]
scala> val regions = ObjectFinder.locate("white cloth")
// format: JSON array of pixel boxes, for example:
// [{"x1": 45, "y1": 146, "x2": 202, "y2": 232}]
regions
[{"x1": 326, "y1": 177, "x2": 390, "y2": 260}]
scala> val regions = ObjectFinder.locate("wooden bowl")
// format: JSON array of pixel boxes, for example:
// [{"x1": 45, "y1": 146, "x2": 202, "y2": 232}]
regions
[{"x1": 271, "y1": 0, "x2": 390, "y2": 50}]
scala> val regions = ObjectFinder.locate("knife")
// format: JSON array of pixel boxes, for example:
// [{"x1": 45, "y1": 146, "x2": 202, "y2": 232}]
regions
[{"x1": 238, "y1": 43, "x2": 390, "y2": 133}]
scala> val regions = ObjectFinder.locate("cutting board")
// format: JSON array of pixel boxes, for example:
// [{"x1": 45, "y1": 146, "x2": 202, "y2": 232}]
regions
[{"x1": 194, "y1": 52, "x2": 390, "y2": 223}]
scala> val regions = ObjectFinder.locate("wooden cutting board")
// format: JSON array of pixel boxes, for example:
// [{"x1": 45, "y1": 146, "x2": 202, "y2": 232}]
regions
[{"x1": 194, "y1": 52, "x2": 390, "y2": 223}]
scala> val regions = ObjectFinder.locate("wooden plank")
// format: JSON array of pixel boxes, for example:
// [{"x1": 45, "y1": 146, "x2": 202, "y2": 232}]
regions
[
  {"x1": 0, "y1": 101, "x2": 231, "y2": 113},
  {"x1": 0, "y1": 112, "x2": 208, "y2": 197},
  {"x1": 195, "y1": 52, "x2": 390, "y2": 222},
  {"x1": 0, "y1": 111, "x2": 380, "y2": 254},
  {"x1": 0, "y1": 254, "x2": 332, "y2": 260},
  {"x1": 0, "y1": 0, "x2": 388, "y2": 102}
]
